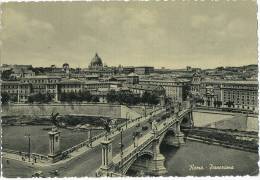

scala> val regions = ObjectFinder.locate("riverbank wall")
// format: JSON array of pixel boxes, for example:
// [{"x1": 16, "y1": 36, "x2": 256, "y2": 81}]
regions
[
  {"x1": 1, "y1": 103, "x2": 142, "y2": 119},
  {"x1": 186, "y1": 135, "x2": 258, "y2": 153}
]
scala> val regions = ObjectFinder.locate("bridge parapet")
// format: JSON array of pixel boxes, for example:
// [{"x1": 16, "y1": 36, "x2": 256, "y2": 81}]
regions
[{"x1": 96, "y1": 106, "x2": 192, "y2": 177}]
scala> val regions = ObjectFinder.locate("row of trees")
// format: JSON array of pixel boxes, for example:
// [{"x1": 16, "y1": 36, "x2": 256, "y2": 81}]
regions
[
  {"x1": 1, "y1": 92, "x2": 19, "y2": 104},
  {"x1": 106, "y1": 90, "x2": 160, "y2": 105},
  {"x1": 1, "y1": 92, "x2": 10, "y2": 104},
  {"x1": 59, "y1": 91, "x2": 99, "y2": 102},
  {"x1": 1, "y1": 90, "x2": 160, "y2": 105},
  {"x1": 28, "y1": 93, "x2": 53, "y2": 103}
]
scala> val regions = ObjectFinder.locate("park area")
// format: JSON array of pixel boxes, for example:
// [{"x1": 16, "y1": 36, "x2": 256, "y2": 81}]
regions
[{"x1": 2, "y1": 125, "x2": 103, "y2": 155}]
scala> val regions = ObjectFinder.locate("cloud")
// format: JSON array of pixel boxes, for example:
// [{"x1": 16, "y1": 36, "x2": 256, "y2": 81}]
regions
[
  {"x1": 0, "y1": 2, "x2": 257, "y2": 68},
  {"x1": 191, "y1": 15, "x2": 210, "y2": 29},
  {"x1": 1, "y1": 9, "x2": 54, "y2": 42}
]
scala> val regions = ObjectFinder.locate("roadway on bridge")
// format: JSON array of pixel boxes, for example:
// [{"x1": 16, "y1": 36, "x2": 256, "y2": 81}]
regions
[
  {"x1": 2, "y1": 108, "x2": 164, "y2": 177},
  {"x1": 40, "y1": 119, "x2": 152, "y2": 177}
]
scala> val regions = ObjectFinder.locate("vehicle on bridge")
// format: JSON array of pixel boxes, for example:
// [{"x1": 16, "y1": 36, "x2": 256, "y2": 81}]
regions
[{"x1": 142, "y1": 126, "x2": 149, "y2": 131}]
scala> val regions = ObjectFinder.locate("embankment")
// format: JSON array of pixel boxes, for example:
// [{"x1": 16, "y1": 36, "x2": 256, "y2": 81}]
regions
[{"x1": 2, "y1": 103, "x2": 142, "y2": 119}]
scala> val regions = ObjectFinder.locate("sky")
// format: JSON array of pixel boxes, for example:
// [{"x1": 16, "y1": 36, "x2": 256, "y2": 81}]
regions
[{"x1": 0, "y1": 1, "x2": 258, "y2": 69}]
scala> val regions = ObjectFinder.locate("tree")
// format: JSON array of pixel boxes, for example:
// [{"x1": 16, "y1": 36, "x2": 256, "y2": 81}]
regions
[
  {"x1": 225, "y1": 101, "x2": 234, "y2": 108},
  {"x1": 141, "y1": 91, "x2": 160, "y2": 106},
  {"x1": 216, "y1": 101, "x2": 222, "y2": 108},
  {"x1": 182, "y1": 85, "x2": 191, "y2": 101},
  {"x1": 91, "y1": 95, "x2": 99, "y2": 102},
  {"x1": 141, "y1": 91, "x2": 150, "y2": 105},
  {"x1": 214, "y1": 101, "x2": 217, "y2": 107},
  {"x1": 1, "y1": 69, "x2": 13, "y2": 80},
  {"x1": 81, "y1": 91, "x2": 92, "y2": 102},
  {"x1": 107, "y1": 90, "x2": 117, "y2": 103},
  {"x1": 1, "y1": 92, "x2": 10, "y2": 104},
  {"x1": 28, "y1": 93, "x2": 53, "y2": 103},
  {"x1": 149, "y1": 93, "x2": 159, "y2": 105}
]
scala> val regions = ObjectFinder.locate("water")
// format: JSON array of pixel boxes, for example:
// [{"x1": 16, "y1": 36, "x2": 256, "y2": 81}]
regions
[
  {"x1": 2, "y1": 125, "x2": 101, "y2": 155},
  {"x1": 160, "y1": 112, "x2": 258, "y2": 176},
  {"x1": 161, "y1": 140, "x2": 259, "y2": 176}
]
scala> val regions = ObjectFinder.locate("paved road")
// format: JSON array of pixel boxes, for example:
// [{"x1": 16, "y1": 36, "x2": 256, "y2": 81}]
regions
[
  {"x1": 56, "y1": 120, "x2": 152, "y2": 177},
  {"x1": 2, "y1": 109, "x2": 163, "y2": 178}
]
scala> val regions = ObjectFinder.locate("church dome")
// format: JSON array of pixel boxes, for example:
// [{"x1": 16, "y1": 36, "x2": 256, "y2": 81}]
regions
[{"x1": 90, "y1": 53, "x2": 103, "y2": 67}]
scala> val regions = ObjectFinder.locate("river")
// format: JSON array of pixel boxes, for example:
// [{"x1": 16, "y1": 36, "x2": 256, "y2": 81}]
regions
[
  {"x1": 160, "y1": 112, "x2": 259, "y2": 176},
  {"x1": 161, "y1": 140, "x2": 258, "y2": 176}
]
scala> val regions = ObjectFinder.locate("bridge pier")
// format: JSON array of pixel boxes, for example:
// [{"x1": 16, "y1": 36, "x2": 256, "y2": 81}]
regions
[
  {"x1": 96, "y1": 138, "x2": 113, "y2": 176},
  {"x1": 100, "y1": 138, "x2": 113, "y2": 171},
  {"x1": 48, "y1": 127, "x2": 61, "y2": 163},
  {"x1": 175, "y1": 121, "x2": 185, "y2": 145},
  {"x1": 147, "y1": 137, "x2": 167, "y2": 176},
  {"x1": 164, "y1": 122, "x2": 185, "y2": 147}
]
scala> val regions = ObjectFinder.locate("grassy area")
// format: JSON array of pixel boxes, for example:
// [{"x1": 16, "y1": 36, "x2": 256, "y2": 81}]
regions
[{"x1": 2, "y1": 125, "x2": 103, "y2": 155}]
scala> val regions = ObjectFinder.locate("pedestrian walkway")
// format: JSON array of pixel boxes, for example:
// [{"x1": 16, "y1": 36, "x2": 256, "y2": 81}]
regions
[{"x1": 2, "y1": 107, "x2": 164, "y2": 168}]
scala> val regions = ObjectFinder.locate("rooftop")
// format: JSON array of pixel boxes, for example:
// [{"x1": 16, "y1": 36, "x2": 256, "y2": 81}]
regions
[
  {"x1": 202, "y1": 80, "x2": 258, "y2": 85},
  {"x1": 22, "y1": 75, "x2": 61, "y2": 79},
  {"x1": 59, "y1": 78, "x2": 83, "y2": 84}
]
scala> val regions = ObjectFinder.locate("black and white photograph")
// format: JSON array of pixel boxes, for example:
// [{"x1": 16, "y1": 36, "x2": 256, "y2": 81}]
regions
[{"x1": 0, "y1": 0, "x2": 259, "y2": 178}]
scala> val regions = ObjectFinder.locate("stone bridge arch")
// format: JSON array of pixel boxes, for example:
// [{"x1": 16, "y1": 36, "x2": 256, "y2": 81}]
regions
[
  {"x1": 124, "y1": 150, "x2": 154, "y2": 176},
  {"x1": 96, "y1": 107, "x2": 193, "y2": 177}
]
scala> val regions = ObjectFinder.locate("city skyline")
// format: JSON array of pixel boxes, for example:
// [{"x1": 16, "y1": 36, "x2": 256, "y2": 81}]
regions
[
  {"x1": 1, "y1": 1, "x2": 257, "y2": 69},
  {"x1": 1, "y1": 61, "x2": 258, "y2": 70}
]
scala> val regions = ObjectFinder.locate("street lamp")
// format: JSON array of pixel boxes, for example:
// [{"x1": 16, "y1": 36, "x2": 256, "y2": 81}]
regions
[
  {"x1": 119, "y1": 128, "x2": 124, "y2": 156},
  {"x1": 24, "y1": 133, "x2": 31, "y2": 162},
  {"x1": 125, "y1": 112, "x2": 129, "y2": 128},
  {"x1": 133, "y1": 133, "x2": 138, "y2": 148},
  {"x1": 89, "y1": 128, "x2": 92, "y2": 148},
  {"x1": 118, "y1": 128, "x2": 125, "y2": 175}
]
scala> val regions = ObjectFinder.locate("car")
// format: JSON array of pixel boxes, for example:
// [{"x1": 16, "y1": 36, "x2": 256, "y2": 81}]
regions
[
  {"x1": 142, "y1": 126, "x2": 148, "y2": 131},
  {"x1": 133, "y1": 131, "x2": 141, "y2": 137}
]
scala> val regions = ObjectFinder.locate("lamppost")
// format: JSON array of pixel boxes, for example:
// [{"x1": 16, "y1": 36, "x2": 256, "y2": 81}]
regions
[
  {"x1": 24, "y1": 133, "x2": 31, "y2": 162},
  {"x1": 133, "y1": 133, "x2": 138, "y2": 148},
  {"x1": 118, "y1": 128, "x2": 124, "y2": 175},
  {"x1": 144, "y1": 105, "x2": 147, "y2": 117},
  {"x1": 119, "y1": 128, "x2": 124, "y2": 156},
  {"x1": 125, "y1": 112, "x2": 129, "y2": 128},
  {"x1": 89, "y1": 128, "x2": 92, "y2": 148}
]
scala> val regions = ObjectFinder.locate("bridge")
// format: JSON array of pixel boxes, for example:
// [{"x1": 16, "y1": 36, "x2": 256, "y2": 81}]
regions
[{"x1": 96, "y1": 101, "x2": 193, "y2": 177}]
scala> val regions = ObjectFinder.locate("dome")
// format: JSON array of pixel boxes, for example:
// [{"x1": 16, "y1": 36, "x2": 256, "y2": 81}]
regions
[{"x1": 90, "y1": 53, "x2": 103, "y2": 67}]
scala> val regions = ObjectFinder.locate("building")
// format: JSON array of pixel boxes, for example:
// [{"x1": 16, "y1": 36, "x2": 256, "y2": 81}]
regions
[
  {"x1": 1, "y1": 75, "x2": 61, "y2": 103},
  {"x1": 83, "y1": 81, "x2": 111, "y2": 92},
  {"x1": 134, "y1": 66, "x2": 154, "y2": 75},
  {"x1": 58, "y1": 78, "x2": 83, "y2": 94},
  {"x1": 122, "y1": 66, "x2": 135, "y2": 74},
  {"x1": 88, "y1": 53, "x2": 103, "y2": 70},
  {"x1": 62, "y1": 63, "x2": 70, "y2": 74},
  {"x1": 139, "y1": 79, "x2": 190, "y2": 102},
  {"x1": 190, "y1": 73, "x2": 202, "y2": 94},
  {"x1": 21, "y1": 76, "x2": 62, "y2": 102},
  {"x1": 127, "y1": 84, "x2": 165, "y2": 96},
  {"x1": 126, "y1": 84, "x2": 166, "y2": 105},
  {"x1": 126, "y1": 73, "x2": 139, "y2": 85},
  {"x1": 1, "y1": 81, "x2": 21, "y2": 102},
  {"x1": 199, "y1": 80, "x2": 258, "y2": 112}
]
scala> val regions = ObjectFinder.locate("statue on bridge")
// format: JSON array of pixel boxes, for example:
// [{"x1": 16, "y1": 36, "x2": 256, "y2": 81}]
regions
[
  {"x1": 152, "y1": 120, "x2": 158, "y2": 135},
  {"x1": 101, "y1": 118, "x2": 112, "y2": 140},
  {"x1": 50, "y1": 112, "x2": 60, "y2": 128}
]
